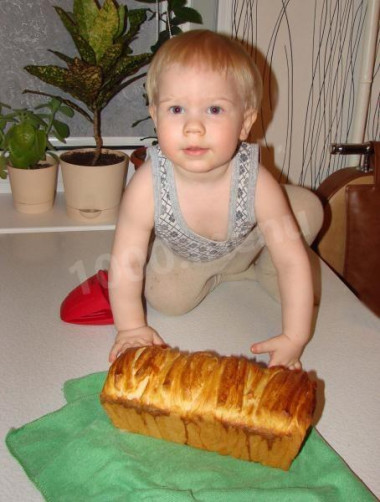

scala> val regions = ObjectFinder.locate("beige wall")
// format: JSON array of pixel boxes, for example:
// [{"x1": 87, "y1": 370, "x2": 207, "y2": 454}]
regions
[{"x1": 217, "y1": 0, "x2": 379, "y2": 188}]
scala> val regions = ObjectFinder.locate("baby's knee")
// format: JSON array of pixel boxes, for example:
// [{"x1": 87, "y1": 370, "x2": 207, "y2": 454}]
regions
[
  {"x1": 145, "y1": 273, "x2": 218, "y2": 316},
  {"x1": 145, "y1": 287, "x2": 198, "y2": 316},
  {"x1": 145, "y1": 289, "x2": 191, "y2": 316},
  {"x1": 283, "y1": 185, "x2": 324, "y2": 244}
]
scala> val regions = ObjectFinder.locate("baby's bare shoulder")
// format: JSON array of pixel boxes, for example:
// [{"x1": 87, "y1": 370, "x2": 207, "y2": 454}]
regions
[
  {"x1": 118, "y1": 160, "x2": 154, "y2": 224},
  {"x1": 129, "y1": 158, "x2": 153, "y2": 186},
  {"x1": 255, "y1": 165, "x2": 291, "y2": 219}
]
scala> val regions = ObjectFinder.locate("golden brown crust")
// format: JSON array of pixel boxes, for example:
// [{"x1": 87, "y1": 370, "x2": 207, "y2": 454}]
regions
[{"x1": 100, "y1": 346, "x2": 316, "y2": 469}]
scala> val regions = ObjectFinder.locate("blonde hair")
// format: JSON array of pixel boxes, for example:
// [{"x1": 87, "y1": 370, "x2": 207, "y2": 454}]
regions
[{"x1": 146, "y1": 30, "x2": 262, "y2": 111}]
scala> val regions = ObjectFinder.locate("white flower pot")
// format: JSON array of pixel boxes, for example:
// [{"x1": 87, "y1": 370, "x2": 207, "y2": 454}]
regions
[
  {"x1": 60, "y1": 149, "x2": 128, "y2": 223},
  {"x1": 8, "y1": 155, "x2": 58, "y2": 214}
]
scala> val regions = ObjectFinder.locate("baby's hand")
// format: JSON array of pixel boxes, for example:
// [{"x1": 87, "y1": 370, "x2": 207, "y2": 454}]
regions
[
  {"x1": 250, "y1": 333, "x2": 305, "y2": 370},
  {"x1": 109, "y1": 326, "x2": 165, "y2": 363}
]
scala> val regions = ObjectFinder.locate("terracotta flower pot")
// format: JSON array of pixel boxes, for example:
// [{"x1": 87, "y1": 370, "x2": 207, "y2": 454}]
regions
[
  {"x1": 7, "y1": 155, "x2": 58, "y2": 214},
  {"x1": 60, "y1": 148, "x2": 128, "y2": 223},
  {"x1": 130, "y1": 146, "x2": 147, "y2": 169}
]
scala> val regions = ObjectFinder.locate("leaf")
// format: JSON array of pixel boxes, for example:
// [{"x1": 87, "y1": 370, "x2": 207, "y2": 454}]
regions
[
  {"x1": 58, "y1": 105, "x2": 75, "y2": 118},
  {"x1": 8, "y1": 123, "x2": 36, "y2": 151},
  {"x1": 0, "y1": 156, "x2": 7, "y2": 179},
  {"x1": 116, "y1": 5, "x2": 126, "y2": 39},
  {"x1": 89, "y1": 0, "x2": 120, "y2": 63},
  {"x1": 52, "y1": 119, "x2": 70, "y2": 142},
  {"x1": 98, "y1": 42, "x2": 123, "y2": 73},
  {"x1": 73, "y1": 0, "x2": 99, "y2": 42},
  {"x1": 172, "y1": 6, "x2": 203, "y2": 24},
  {"x1": 33, "y1": 130, "x2": 48, "y2": 163},
  {"x1": 33, "y1": 114, "x2": 50, "y2": 130},
  {"x1": 48, "y1": 50, "x2": 74, "y2": 66},
  {"x1": 31, "y1": 111, "x2": 49, "y2": 120},
  {"x1": 65, "y1": 60, "x2": 103, "y2": 107},
  {"x1": 25, "y1": 61, "x2": 103, "y2": 109},
  {"x1": 34, "y1": 97, "x2": 61, "y2": 113},
  {"x1": 103, "y1": 51, "x2": 152, "y2": 89},
  {"x1": 7, "y1": 123, "x2": 47, "y2": 168},
  {"x1": 54, "y1": 6, "x2": 78, "y2": 37},
  {"x1": 49, "y1": 97, "x2": 62, "y2": 111},
  {"x1": 120, "y1": 8, "x2": 148, "y2": 49},
  {"x1": 96, "y1": 52, "x2": 152, "y2": 109},
  {"x1": 24, "y1": 113, "x2": 45, "y2": 129},
  {"x1": 54, "y1": 6, "x2": 97, "y2": 64},
  {"x1": 169, "y1": 0, "x2": 187, "y2": 8}
]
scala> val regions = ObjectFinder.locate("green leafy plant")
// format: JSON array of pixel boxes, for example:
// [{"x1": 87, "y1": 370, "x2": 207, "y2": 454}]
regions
[
  {"x1": 0, "y1": 98, "x2": 74, "y2": 179},
  {"x1": 136, "y1": 0, "x2": 203, "y2": 51},
  {"x1": 24, "y1": 0, "x2": 153, "y2": 165}
]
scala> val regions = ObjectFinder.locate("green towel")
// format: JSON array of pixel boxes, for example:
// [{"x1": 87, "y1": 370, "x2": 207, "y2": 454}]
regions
[{"x1": 6, "y1": 372, "x2": 375, "y2": 502}]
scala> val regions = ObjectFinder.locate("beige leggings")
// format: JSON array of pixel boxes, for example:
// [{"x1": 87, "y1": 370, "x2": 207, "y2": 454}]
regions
[{"x1": 145, "y1": 185, "x2": 324, "y2": 315}]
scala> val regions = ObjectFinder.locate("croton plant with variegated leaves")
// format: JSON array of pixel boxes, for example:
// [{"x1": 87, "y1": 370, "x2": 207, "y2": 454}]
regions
[
  {"x1": 23, "y1": 0, "x2": 202, "y2": 166},
  {"x1": 24, "y1": 0, "x2": 152, "y2": 165}
]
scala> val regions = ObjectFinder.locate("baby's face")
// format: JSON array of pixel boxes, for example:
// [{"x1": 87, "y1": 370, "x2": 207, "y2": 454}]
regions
[{"x1": 149, "y1": 64, "x2": 255, "y2": 177}]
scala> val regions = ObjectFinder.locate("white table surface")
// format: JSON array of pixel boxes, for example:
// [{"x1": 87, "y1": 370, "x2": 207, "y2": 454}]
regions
[{"x1": 1, "y1": 230, "x2": 379, "y2": 501}]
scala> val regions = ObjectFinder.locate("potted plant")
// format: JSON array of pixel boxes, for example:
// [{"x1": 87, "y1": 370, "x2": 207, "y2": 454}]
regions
[
  {"x1": 24, "y1": 0, "x2": 153, "y2": 222},
  {"x1": 130, "y1": 0, "x2": 203, "y2": 169},
  {"x1": 0, "y1": 98, "x2": 73, "y2": 214},
  {"x1": 137, "y1": 0, "x2": 203, "y2": 50}
]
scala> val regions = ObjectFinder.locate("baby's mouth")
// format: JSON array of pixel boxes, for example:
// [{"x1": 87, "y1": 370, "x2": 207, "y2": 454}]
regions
[{"x1": 183, "y1": 147, "x2": 208, "y2": 156}]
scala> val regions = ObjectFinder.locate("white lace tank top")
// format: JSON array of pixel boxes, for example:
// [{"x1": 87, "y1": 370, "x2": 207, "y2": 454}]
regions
[{"x1": 149, "y1": 142, "x2": 259, "y2": 262}]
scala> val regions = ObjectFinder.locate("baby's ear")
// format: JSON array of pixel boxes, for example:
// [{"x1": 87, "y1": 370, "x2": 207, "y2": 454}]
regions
[
  {"x1": 149, "y1": 105, "x2": 157, "y2": 125},
  {"x1": 240, "y1": 109, "x2": 257, "y2": 141}
]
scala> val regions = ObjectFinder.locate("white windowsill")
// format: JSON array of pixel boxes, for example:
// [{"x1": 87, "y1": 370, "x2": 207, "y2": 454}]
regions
[
  {"x1": 0, "y1": 137, "x2": 147, "y2": 234},
  {"x1": 0, "y1": 192, "x2": 116, "y2": 234}
]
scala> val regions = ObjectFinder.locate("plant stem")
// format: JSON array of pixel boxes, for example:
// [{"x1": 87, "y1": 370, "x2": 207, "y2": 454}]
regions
[{"x1": 93, "y1": 109, "x2": 102, "y2": 165}]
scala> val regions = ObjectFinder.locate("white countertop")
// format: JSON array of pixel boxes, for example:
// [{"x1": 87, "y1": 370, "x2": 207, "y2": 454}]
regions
[{"x1": 1, "y1": 230, "x2": 379, "y2": 500}]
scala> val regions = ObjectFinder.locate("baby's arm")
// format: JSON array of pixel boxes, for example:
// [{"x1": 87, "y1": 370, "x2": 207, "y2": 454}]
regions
[
  {"x1": 251, "y1": 166, "x2": 314, "y2": 369},
  {"x1": 108, "y1": 162, "x2": 165, "y2": 363}
]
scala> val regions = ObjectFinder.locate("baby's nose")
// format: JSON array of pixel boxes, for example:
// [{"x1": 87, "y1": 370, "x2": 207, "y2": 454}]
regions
[{"x1": 184, "y1": 116, "x2": 205, "y2": 135}]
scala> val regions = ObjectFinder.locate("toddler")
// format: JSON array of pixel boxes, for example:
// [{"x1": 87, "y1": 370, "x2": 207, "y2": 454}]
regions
[{"x1": 108, "y1": 30, "x2": 323, "y2": 369}]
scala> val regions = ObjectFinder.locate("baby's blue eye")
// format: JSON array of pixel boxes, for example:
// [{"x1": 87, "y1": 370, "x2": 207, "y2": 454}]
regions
[
  {"x1": 169, "y1": 106, "x2": 184, "y2": 114},
  {"x1": 208, "y1": 106, "x2": 222, "y2": 115}
]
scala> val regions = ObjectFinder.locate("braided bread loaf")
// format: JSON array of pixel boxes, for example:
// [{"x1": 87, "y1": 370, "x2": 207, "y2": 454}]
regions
[{"x1": 100, "y1": 346, "x2": 316, "y2": 469}]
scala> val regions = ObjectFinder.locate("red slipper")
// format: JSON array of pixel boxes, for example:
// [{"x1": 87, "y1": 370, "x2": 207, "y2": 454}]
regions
[{"x1": 60, "y1": 270, "x2": 114, "y2": 325}]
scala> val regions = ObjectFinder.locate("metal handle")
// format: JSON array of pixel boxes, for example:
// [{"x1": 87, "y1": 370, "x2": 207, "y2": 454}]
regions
[
  {"x1": 330, "y1": 142, "x2": 374, "y2": 172},
  {"x1": 330, "y1": 142, "x2": 374, "y2": 156}
]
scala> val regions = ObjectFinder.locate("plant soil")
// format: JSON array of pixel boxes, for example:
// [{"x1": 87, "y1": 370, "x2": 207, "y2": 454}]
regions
[
  {"x1": 61, "y1": 151, "x2": 124, "y2": 166},
  {"x1": 11, "y1": 161, "x2": 54, "y2": 170},
  {"x1": 31, "y1": 163, "x2": 52, "y2": 170}
]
